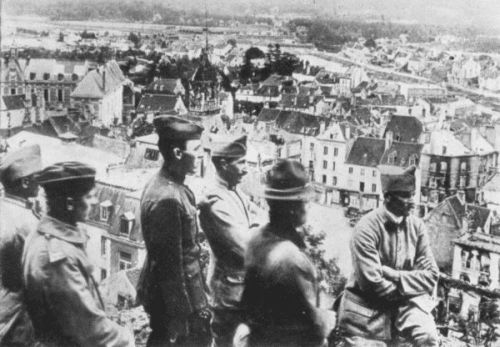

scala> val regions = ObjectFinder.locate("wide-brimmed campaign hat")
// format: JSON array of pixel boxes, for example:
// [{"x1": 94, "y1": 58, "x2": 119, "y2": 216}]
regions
[{"x1": 257, "y1": 159, "x2": 315, "y2": 201}]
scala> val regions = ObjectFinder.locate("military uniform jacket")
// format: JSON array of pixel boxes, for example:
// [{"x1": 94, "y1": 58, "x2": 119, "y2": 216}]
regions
[
  {"x1": 137, "y1": 168, "x2": 207, "y2": 321},
  {"x1": 240, "y1": 224, "x2": 331, "y2": 347},
  {"x1": 338, "y1": 206, "x2": 438, "y2": 340},
  {"x1": 22, "y1": 216, "x2": 134, "y2": 347},
  {"x1": 0, "y1": 194, "x2": 39, "y2": 346},
  {"x1": 199, "y1": 176, "x2": 261, "y2": 310}
]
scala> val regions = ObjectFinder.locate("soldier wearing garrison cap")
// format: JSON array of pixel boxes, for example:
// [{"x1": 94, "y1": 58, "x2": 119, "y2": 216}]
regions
[
  {"x1": 337, "y1": 165, "x2": 439, "y2": 347},
  {"x1": 198, "y1": 135, "x2": 265, "y2": 347},
  {"x1": 0, "y1": 145, "x2": 41, "y2": 346},
  {"x1": 22, "y1": 162, "x2": 134, "y2": 347},
  {"x1": 137, "y1": 116, "x2": 211, "y2": 346},
  {"x1": 234, "y1": 160, "x2": 335, "y2": 347}
]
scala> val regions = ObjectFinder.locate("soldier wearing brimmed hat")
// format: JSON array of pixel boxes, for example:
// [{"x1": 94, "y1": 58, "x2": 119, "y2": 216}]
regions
[
  {"x1": 0, "y1": 145, "x2": 41, "y2": 346},
  {"x1": 22, "y1": 162, "x2": 134, "y2": 347},
  {"x1": 234, "y1": 160, "x2": 334, "y2": 347},
  {"x1": 198, "y1": 135, "x2": 265, "y2": 347},
  {"x1": 137, "y1": 116, "x2": 211, "y2": 346},
  {"x1": 337, "y1": 165, "x2": 439, "y2": 347}
]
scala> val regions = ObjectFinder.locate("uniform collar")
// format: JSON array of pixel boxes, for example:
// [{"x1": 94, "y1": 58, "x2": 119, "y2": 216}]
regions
[
  {"x1": 160, "y1": 166, "x2": 185, "y2": 185},
  {"x1": 38, "y1": 215, "x2": 88, "y2": 245},
  {"x1": 215, "y1": 174, "x2": 237, "y2": 191},
  {"x1": 3, "y1": 193, "x2": 31, "y2": 209},
  {"x1": 383, "y1": 205, "x2": 404, "y2": 225}
]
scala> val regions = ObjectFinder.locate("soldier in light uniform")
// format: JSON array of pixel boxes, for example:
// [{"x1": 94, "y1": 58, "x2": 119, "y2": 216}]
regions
[
  {"x1": 0, "y1": 145, "x2": 41, "y2": 346},
  {"x1": 337, "y1": 165, "x2": 439, "y2": 347},
  {"x1": 137, "y1": 116, "x2": 211, "y2": 347},
  {"x1": 198, "y1": 135, "x2": 264, "y2": 347},
  {"x1": 22, "y1": 162, "x2": 135, "y2": 347}
]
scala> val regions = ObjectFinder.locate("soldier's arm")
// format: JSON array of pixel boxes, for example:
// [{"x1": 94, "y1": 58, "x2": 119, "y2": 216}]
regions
[
  {"x1": 47, "y1": 258, "x2": 134, "y2": 347},
  {"x1": 392, "y1": 221, "x2": 438, "y2": 296},
  {"x1": 351, "y1": 226, "x2": 399, "y2": 299},
  {"x1": 149, "y1": 199, "x2": 193, "y2": 318},
  {"x1": 200, "y1": 197, "x2": 254, "y2": 259}
]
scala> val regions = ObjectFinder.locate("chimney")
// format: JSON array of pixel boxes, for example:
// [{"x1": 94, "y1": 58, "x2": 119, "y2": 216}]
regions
[
  {"x1": 319, "y1": 120, "x2": 325, "y2": 134},
  {"x1": 345, "y1": 125, "x2": 351, "y2": 140},
  {"x1": 102, "y1": 67, "x2": 106, "y2": 93},
  {"x1": 385, "y1": 130, "x2": 393, "y2": 150}
]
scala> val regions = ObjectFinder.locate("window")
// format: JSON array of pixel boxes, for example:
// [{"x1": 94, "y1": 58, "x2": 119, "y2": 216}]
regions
[
  {"x1": 322, "y1": 175, "x2": 327, "y2": 184},
  {"x1": 57, "y1": 73, "x2": 64, "y2": 81},
  {"x1": 43, "y1": 73, "x2": 50, "y2": 80},
  {"x1": 460, "y1": 162, "x2": 467, "y2": 172},
  {"x1": 332, "y1": 162, "x2": 336, "y2": 171},
  {"x1": 101, "y1": 236, "x2": 107, "y2": 256},
  {"x1": 144, "y1": 148, "x2": 159, "y2": 161},
  {"x1": 323, "y1": 161, "x2": 328, "y2": 169},
  {"x1": 429, "y1": 177, "x2": 437, "y2": 188},
  {"x1": 372, "y1": 170, "x2": 377, "y2": 177},
  {"x1": 72, "y1": 73, "x2": 79, "y2": 81},
  {"x1": 430, "y1": 162, "x2": 437, "y2": 173},
  {"x1": 360, "y1": 182, "x2": 365, "y2": 192},
  {"x1": 58, "y1": 89, "x2": 63, "y2": 102},
  {"x1": 360, "y1": 168, "x2": 365, "y2": 176},
  {"x1": 120, "y1": 212, "x2": 135, "y2": 236},
  {"x1": 332, "y1": 176, "x2": 337, "y2": 186},
  {"x1": 323, "y1": 146, "x2": 328, "y2": 155},
  {"x1": 388, "y1": 151, "x2": 397, "y2": 165},
  {"x1": 372, "y1": 184, "x2": 376, "y2": 193},
  {"x1": 10, "y1": 88, "x2": 16, "y2": 95},
  {"x1": 409, "y1": 155, "x2": 418, "y2": 166},
  {"x1": 309, "y1": 143, "x2": 314, "y2": 151},
  {"x1": 334, "y1": 148, "x2": 338, "y2": 157},
  {"x1": 349, "y1": 167, "x2": 353, "y2": 174},
  {"x1": 100, "y1": 200, "x2": 113, "y2": 221},
  {"x1": 440, "y1": 161, "x2": 447, "y2": 173},
  {"x1": 119, "y1": 251, "x2": 132, "y2": 271},
  {"x1": 29, "y1": 72, "x2": 36, "y2": 80},
  {"x1": 44, "y1": 89, "x2": 49, "y2": 102},
  {"x1": 101, "y1": 269, "x2": 107, "y2": 281}
]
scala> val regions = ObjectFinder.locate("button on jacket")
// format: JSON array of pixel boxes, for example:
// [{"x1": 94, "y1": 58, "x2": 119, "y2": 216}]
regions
[
  {"x1": 22, "y1": 216, "x2": 134, "y2": 347},
  {"x1": 137, "y1": 168, "x2": 208, "y2": 326},
  {"x1": 338, "y1": 207, "x2": 438, "y2": 341}
]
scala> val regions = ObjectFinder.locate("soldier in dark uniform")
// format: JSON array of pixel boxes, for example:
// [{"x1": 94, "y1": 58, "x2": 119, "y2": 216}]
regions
[
  {"x1": 22, "y1": 162, "x2": 134, "y2": 347},
  {"x1": 0, "y1": 145, "x2": 41, "y2": 346},
  {"x1": 235, "y1": 160, "x2": 335, "y2": 347},
  {"x1": 337, "y1": 165, "x2": 439, "y2": 347},
  {"x1": 137, "y1": 116, "x2": 211, "y2": 347},
  {"x1": 199, "y1": 135, "x2": 264, "y2": 347}
]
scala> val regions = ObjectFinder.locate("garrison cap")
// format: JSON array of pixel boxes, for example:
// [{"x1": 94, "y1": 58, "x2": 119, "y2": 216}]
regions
[
  {"x1": 153, "y1": 115, "x2": 204, "y2": 141},
  {"x1": 36, "y1": 161, "x2": 96, "y2": 186},
  {"x1": 378, "y1": 165, "x2": 416, "y2": 193},
  {"x1": 211, "y1": 135, "x2": 247, "y2": 159},
  {"x1": 0, "y1": 145, "x2": 42, "y2": 185}
]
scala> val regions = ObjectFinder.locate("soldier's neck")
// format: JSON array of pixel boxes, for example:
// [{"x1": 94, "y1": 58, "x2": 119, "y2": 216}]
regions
[
  {"x1": 162, "y1": 164, "x2": 186, "y2": 184},
  {"x1": 47, "y1": 210, "x2": 78, "y2": 226}
]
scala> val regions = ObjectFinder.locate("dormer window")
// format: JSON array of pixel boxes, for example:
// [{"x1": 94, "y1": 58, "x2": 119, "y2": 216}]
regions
[
  {"x1": 388, "y1": 151, "x2": 397, "y2": 165},
  {"x1": 120, "y1": 211, "x2": 135, "y2": 236},
  {"x1": 100, "y1": 200, "x2": 113, "y2": 221},
  {"x1": 43, "y1": 73, "x2": 50, "y2": 80},
  {"x1": 58, "y1": 73, "x2": 64, "y2": 81},
  {"x1": 72, "y1": 73, "x2": 79, "y2": 81},
  {"x1": 409, "y1": 154, "x2": 418, "y2": 166},
  {"x1": 30, "y1": 73, "x2": 36, "y2": 80}
]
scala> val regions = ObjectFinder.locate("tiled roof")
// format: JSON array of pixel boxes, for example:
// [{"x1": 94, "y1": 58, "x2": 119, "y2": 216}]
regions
[
  {"x1": 384, "y1": 115, "x2": 423, "y2": 142},
  {"x1": 257, "y1": 108, "x2": 281, "y2": 122},
  {"x1": 145, "y1": 78, "x2": 183, "y2": 95},
  {"x1": 136, "y1": 94, "x2": 179, "y2": 114},
  {"x1": 275, "y1": 111, "x2": 323, "y2": 136},
  {"x1": 2, "y1": 94, "x2": 25, "y2": 110},
  {"x1": 346, "y1": 137, "x2": 386, "y2": 167},
  {"x1": 71, "y1": 61, "x2": 125, "y2": 99},
  {"x1": 380, "y1": 142, "x2": 423, "y2": 167}
]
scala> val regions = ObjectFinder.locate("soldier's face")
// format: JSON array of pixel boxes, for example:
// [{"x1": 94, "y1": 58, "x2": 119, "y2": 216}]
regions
[
  {"x1": 291, "y1": 201, "x2": 309, "y2": 227},
  {"x1": 181, "y1": 140, "x2": 203, "y2": 175},
  {"x1": 74, "y1": 189, "x2": 97, "y2": 222},
  {"x1": 223, "y1": 157, "x2": 248, "y2": 187},
  {"x1": 387, "y1": 191, "x2": 415, "y2": 217}
]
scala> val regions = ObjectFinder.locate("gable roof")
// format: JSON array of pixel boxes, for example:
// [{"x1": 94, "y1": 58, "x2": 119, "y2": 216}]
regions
[
  {"x1": 2, "y1": 94, "x2": 25, "y2": 110},
  {"x1": 136, "y1": 94, "x2": 179, "y2": 114},
  {"x1": 71, "y1": 61, "x2": 125, "y2": 99},
  {"x1": 384, "y1": 115, "x2": 423, "y2": 142},
  {"x1": 275, "y1": 111, "x2": 322, "y2": 136},
  {"x1": 145, "y1": 78, "x2": 183, "y2": 95},
  {"x1": 257, "y1": 108, "x2": 281, "y2": 122},
  {"x1": 346, "y1": 137, "x2": 386, "y2": 167}
]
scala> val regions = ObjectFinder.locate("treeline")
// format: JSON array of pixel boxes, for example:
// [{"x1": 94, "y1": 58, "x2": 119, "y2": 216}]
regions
[
  {"x1": 5, "y1": 0, "x2": 273, "y2": 26},
  {"x1": 288, "y1": 18, "x2": 483, "y2": 45}
]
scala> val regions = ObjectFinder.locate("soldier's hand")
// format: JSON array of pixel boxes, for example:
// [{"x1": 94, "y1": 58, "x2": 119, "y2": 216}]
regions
[
  {"x1": 382, "y1": 265, "x2": 400, "y2": 282},
  {"x1": 197, "y1": 196, "x2": 218, "y2": 211},
  {"x1": 415, "y1": 257, "x2": 433, "y2": 270}
]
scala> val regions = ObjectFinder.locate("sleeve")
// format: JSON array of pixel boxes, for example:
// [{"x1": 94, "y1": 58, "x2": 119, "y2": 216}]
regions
[
  {"x1": 47, "y1": 258, "x2": 134, "y2": 347},
  {"x1": 397, "y1": 221, "x2": 439, "y2": 296},
  {"x1": 351, "y1": 226, "x2": 398, "y2": 298},
  {"x1": 200, "y1": 197, "x2": 254, "y2": 261},
  {"x1": 147, "y1": 199, "x2": 193, "y2": 318}
]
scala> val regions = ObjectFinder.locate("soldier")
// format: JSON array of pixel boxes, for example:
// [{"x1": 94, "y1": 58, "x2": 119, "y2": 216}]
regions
[
  {"x1": 22, "y1": 161, "x2": 134, "y2": 347},
  {"x1": 198, "y1": 135, "x2": 264, "y2": 347},
  {"x1": 236, "y1": 160, "x2": 334, "y2": 347},
  {"x1": 137, "y1": 116, "x2": 211, "y2": 347},
  {"x1": 0, "y1": 145, "x2": 41, "y2": 346},
  {"x1": 337, "y1": 165, "x2": 439, "y2": 347}
]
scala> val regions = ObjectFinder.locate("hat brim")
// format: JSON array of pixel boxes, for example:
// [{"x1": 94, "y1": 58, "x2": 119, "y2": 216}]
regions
[{"x1": 244, "y1": 183, "x2": 316, "y2": 201}]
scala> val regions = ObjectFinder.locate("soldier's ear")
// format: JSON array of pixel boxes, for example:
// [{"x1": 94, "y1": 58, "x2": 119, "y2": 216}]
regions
[
  {"x1": 21, "y1": 177, "x2": 29, "y2": 189},
  {"x1": 173, "y1": 147, "x2": 183, "y2": 160}
]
